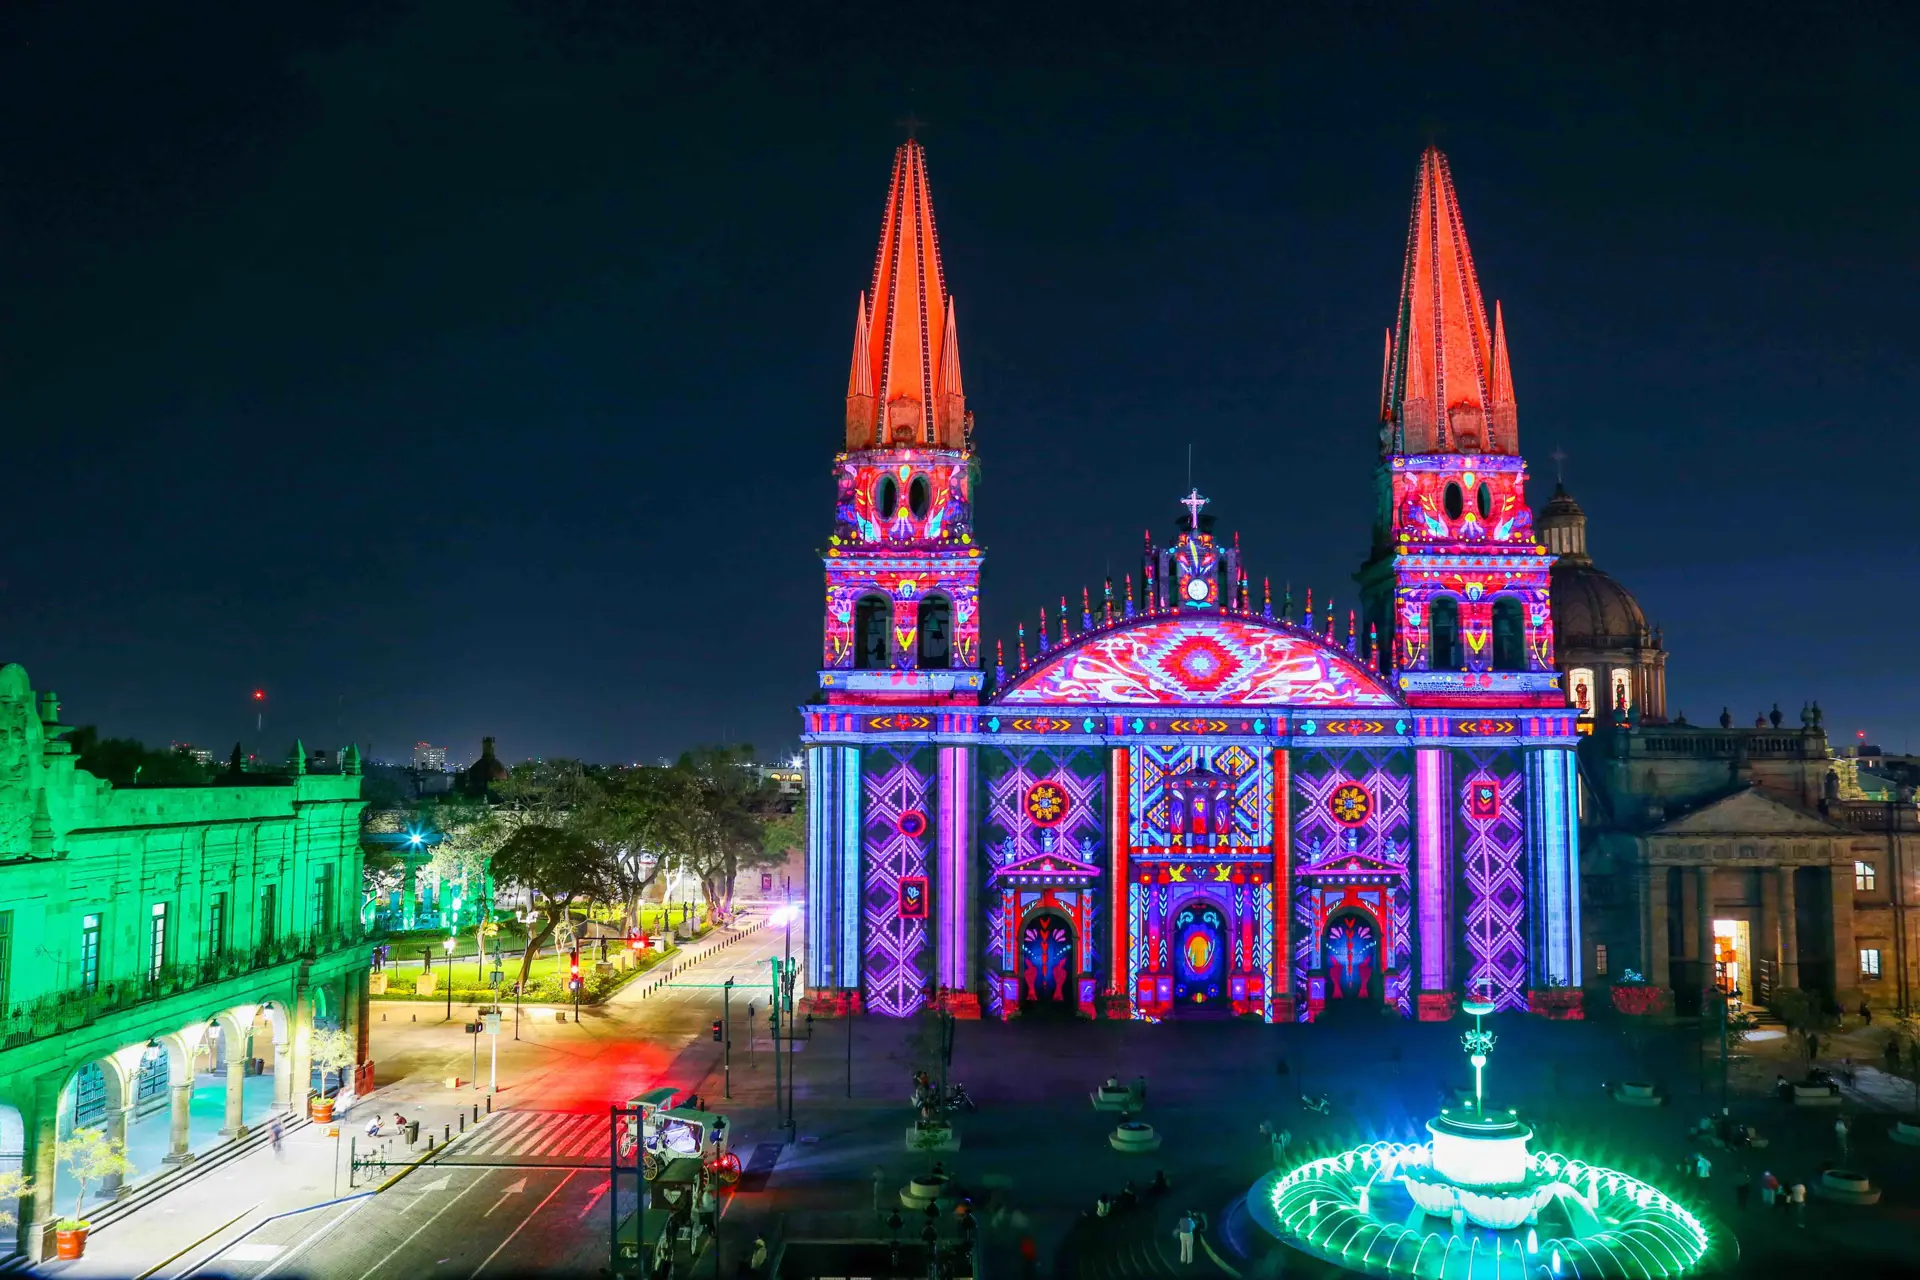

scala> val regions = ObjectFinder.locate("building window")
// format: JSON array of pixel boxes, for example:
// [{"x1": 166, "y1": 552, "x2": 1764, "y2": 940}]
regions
[
  {"x1": 210, "y1": 893, "x2": 228, "y2": 957},
  {"x1": 259, "y1": 885, "x2": 278, "y2": 945},
  {"x1": 1568, "y1": 667, "x2": 1595, "y2": 715},
  {"x1": 1594, "y1": 943, "x2": 1609, "y2": 977},
  {"x1": 0, "y1": 910, "x2": 11, "y2": 1015},
  {"x1": 136, "y1": 1047, "x2": 167, "y2": 1102},
  {"x1": 80, "y1": 913, "x2": 101, "y2": 993},
  {"x1": 1861, "y1": 948, "x2": 1883, "y2": 980},
  {"x1": 1610, "y1": 668, "x2": 1633, "y2": 715},
  {"x1": 71, "y1": 1062, "x2": 106, "y2": 1130},
  {"x1": 1491, "y1": 598, "x2": 1526, "y2": 671},
  {"x1": 854, "y1": 594, "x2": 892, "y2": 670},
  {"x1": 1855, "y1": 860, "x2": 1877, "y2": 892},
  {"x1": 313, "y1": 866, "x2": 336, "y2": 934},
  {"x1": 916, "y1": 594, "x2": 952, "y2": 669},
  {"x1": 1429, "y1": 597, "x2": 1460, "y2": 669},
  {"x1": 149, "y1": 903, "x2": 169, "y2": 981}
]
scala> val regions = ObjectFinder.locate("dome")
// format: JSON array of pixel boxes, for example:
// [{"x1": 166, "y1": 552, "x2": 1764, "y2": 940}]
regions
[
  {"x1": 459, "y1": 736, "x2": 510, "y2": 796},
  {"x1": 1552, "y1": 561, "x2": 1648, "y2": 650}
]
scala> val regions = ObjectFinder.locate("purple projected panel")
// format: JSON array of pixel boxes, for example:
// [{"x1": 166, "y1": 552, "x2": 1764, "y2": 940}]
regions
[
  {"x1": 1290, "y1": 747, "x2": 1414, "y2": 1018},
  {"x1": 979, "y1": 746, "x2": 1106, "y2": 985},
  {"x1": 1455, "y1": 747, "x2": 1529, "y2": 1012},
  {"x1": 862, "y1": 746, "x2": 936, "y2": 1016}
]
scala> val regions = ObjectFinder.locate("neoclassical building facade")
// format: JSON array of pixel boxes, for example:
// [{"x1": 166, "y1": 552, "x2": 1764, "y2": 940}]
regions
[{"x1": 0, "y1": 663, "x2": 369, "y2": 1259}]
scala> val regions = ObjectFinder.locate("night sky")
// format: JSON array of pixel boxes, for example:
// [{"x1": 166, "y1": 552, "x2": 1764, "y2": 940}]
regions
[{"x1": 1, "y1": 1, "x2": 1913, "y2": 766}]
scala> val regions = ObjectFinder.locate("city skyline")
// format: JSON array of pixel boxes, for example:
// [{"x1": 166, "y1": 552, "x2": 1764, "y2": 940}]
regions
[{"x1": 0, "y1": 2, "x2": 1911, "y2": 763}]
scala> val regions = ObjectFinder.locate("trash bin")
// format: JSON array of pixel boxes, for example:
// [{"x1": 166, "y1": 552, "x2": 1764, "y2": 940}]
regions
[{"x1": 406, "y1": 1120, "x2": 421, "y2": 1144}]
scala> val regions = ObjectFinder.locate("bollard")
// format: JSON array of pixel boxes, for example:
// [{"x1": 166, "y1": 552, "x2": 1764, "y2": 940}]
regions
[
  {"x1": 445, "y1": 1123, "x2": 452, "y2": 1142},
  {"x1": 486, "y1": 1095, "x2": 493, "y2": 1114},
  {"x1": 428, "y1": 1135, "x2": 435, "y2": 1151},
  {"x1": 472, "y1": 1104, "x2": 479, "y2": 1123},
  {"x1": 412, "y1": 1014, "x2": 417, "y2": 1022},
  {"x1": 459, "y1": 1113, "x2": 466, "y2": 1133}
]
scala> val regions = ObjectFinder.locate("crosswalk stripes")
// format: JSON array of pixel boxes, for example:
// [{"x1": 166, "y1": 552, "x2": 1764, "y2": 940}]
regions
[{"x1": 456, "y1": 1109, "x2": 613, "y2": 1163}]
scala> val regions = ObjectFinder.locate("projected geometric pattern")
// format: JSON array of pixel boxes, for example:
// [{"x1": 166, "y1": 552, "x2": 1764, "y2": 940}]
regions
[
  {"x1": 1456, "y1": 747, "x2": 1529, "y2": 1011},
  {"x1": 861, "y1": 746, "x2": 935, "y2": 1016},
  {"x1": 1291, "y1": 748, "x2": 1414, "y2": 1017},
  {"x1": 1127, "y1": 742, "x2": 1270, "y2": 850}
]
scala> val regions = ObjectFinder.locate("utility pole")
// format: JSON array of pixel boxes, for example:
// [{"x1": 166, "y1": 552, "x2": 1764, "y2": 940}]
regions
[
  {"x1": 770, "y1": 958, "x2": 784, "y2": 1139},
  {"x1": 723, "y1": 977, "x2": 734, "y2": 1100},
  {"x1": 846, "y1": 998, "x2": 854, "y2": 1099}
]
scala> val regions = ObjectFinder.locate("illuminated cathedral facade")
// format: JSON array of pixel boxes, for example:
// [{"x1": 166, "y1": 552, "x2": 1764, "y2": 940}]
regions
[{"x1": 802, "y1": 142, "x2": 1583, "y2": 1022}]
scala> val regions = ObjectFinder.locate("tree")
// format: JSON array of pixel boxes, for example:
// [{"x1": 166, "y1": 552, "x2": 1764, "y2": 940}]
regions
[
  {"x1": 1887, "y1": 1008, "x2": 1920, "y2": 1114},
  {"x1": 0, "y1": 1168, "x2": 28, "y2": 1228},
  {"x1": 56, "y1": 1129, "x2": 134, "y2": 1227},
  {"x1": 70, "y1": 727, "x2": 214, "y2": 788},
  {"x1": 581, "y1": 766, "x2": 697, "y2": 932},
  {"x1": 311, "y1": 1028, "x2": 357, "y2": 1098},
  {"x1": 676, "y1": 746, "x2": 783, "y2": 915},
  {"x1": 490, "y1": 824, "x2": 612, "y2": 991}
]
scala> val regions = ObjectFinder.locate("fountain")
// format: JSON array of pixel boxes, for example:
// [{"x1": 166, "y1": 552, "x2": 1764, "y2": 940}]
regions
[{"x1": 1246, "y1": 989, "x2": 1719, "y2": 1279}]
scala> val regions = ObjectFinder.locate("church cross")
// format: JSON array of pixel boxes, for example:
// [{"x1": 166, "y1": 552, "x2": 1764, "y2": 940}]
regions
[{"x1": 1180, "y1": 487, "x2": 1209, "y2": 529}]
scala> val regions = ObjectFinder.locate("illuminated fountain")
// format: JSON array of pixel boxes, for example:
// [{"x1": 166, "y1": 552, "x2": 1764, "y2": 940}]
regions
[{"x1": 1247, "y1": 990, "x2": 1719, "y2": 1279}]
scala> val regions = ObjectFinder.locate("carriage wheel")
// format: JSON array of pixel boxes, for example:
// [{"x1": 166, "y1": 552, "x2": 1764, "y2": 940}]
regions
[
  {"x1": 711, "y1": 1152, "x2": 741, "y2": 1185},
  {"x1": 643, "y1": 1149, "x2": 663, "y2": 1181}
]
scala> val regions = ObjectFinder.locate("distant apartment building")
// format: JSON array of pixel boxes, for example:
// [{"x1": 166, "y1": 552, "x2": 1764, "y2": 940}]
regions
[{"x1": 411, "y1": 742, "x2": 447, "y2": 771}]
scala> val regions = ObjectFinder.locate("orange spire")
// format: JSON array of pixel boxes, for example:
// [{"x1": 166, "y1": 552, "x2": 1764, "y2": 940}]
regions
[
  {"x1": 1383, "y1": 147, "x2": 1515, "y2": 456},
  {"x1": 1489, "y1": 299, "x2": 1516, "y2": 444},
  {"x1": 844, "y1": 139, "x2": 966, "y2": 451},
  {"x1": 845, "y1": 292, "x2": 873, "y2": 399}
]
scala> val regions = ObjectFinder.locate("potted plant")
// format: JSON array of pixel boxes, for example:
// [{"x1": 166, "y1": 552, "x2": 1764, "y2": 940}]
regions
[
  {"x1": 309, "y1": 1027, "x2": 356, "y2": 1121},
  {"x1": 54, "y1": 1128, "x2": 135, "y2": 1258}
]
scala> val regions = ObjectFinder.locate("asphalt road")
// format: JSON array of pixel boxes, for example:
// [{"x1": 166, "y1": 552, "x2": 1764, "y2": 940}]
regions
[{"x1": 174, "y1": 917, "x2": 792, "y2": 1279}]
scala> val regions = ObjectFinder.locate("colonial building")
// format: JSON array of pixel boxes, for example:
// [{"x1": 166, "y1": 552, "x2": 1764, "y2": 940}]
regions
[
  {"x1": 0, "y1": 664, "x2": 369, "y2": 1259},
  {"x1": 802, "y1": 142, "x2": 1584, "y2": 1023},
  {"x1": 1553, "y1": 488, "x2": 1920, "y2": 1015}
]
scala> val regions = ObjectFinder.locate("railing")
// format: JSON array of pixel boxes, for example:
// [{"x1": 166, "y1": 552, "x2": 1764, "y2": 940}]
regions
[{"x1": 0, "y1": 927, "x2": 366, "y2": 1050}]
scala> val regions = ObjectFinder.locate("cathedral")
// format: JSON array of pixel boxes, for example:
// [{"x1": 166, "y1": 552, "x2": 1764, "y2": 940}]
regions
[{"x1": 802, "y1": 141, "x2": 1586, "y2": 1022}]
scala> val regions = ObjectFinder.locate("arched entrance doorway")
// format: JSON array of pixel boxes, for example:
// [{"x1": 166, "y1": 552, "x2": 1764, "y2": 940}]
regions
[
  {"x1": 1019, "y1": 912, "x2": 1076, "y2": 1014},
  {"x1": 1172, "y1": 901, "x2": 1227, "y2": 1009},
  {"x1": 1322, "y1": 911, "x2": 1383, "y2": 1008}
]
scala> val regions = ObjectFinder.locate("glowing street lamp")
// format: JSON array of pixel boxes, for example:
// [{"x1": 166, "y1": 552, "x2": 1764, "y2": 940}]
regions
[{"x1": 442, "y1": 935, "x2": 456, "y2": 1022}]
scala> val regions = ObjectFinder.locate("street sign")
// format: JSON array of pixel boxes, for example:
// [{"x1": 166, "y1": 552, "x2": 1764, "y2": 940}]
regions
[
  {"x1": 484, "y1": 1012, "x2": 502, "y2": 1035},
  {"x1": 489, "y1": 969, "x2": 504, "y2": 987}
]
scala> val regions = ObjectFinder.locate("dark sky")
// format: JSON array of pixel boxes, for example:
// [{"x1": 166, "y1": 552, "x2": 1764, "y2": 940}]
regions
[{"x1": 1, "y1": 1, "x2": 1914, "y2": 766}]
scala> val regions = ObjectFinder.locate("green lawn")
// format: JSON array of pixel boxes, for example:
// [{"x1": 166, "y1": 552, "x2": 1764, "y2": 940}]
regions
[{"x1": 373, "y1": 924, "x2": 713, "y2": 1004}]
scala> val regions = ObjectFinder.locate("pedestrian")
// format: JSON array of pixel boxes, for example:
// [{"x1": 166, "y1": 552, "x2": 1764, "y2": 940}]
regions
[
  {"x1": 1272, "y1": 1128, "x2": 1292, "y2": 1169},
  {"x1": 1735, "y1": 1171, "x2": 1750, "y2": 1211},
  {"x1": 365, "y1": 1115, "x2": 382, "y2": 1138},
  {"x1": 1791, "y1": 1181, "x2": 1807, "y2": 1227},
  {"x1": 1887, "y1": 1037, "x2": 1902, "y2": 1072},
  {"x1": 1174, "y1": 1212, "x2": 1197, "y2": 1264},
  {"x1": 1693, "y1": 1151, "x2": 1711, "y2": 1181},
  {"x1": 749, "y1": 1236, "x2": 768, "y2": 1274},
  {"x1": 1860, "y1": 998, "x2": 1873, "y2": 1027},
  {"x1": 269, "y1": 1118, "x2": 285, "y2": 1160},
  {"x1": 1808, "y1": 1032, "x2": 1820, "y2": 1062},
  {"x1": 1760, "y1": 1170, "x2": 1777, "y2": 1208},
  {"x1": 1835, "y1": 1115, "x2": 1850, "y2": 1159},
  {"x1": 1094, "y1": 1194, "x2": 1111, "y2": 1218}
]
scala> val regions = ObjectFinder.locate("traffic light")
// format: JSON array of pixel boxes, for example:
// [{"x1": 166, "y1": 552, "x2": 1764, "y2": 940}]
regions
[
  {"x1": 627, "y1": 932, "x2": 641, "y2": 951},
  {"x1": 568, "y1": 948, "x2": 582, "y2": 992},
  {"x1": 710, "y1": 1019, "x2": 723, "y2": 1042}
]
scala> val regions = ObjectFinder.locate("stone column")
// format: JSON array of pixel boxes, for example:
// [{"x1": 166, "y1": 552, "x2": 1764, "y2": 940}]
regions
[
  {"x1": 1646, "y1": 864, "x2": 1670, "y2": 990},
  {"x1": 1696, "y1": 866, "x2": 1715, "y2": 1006},
  {"x1": 163, "y1": 1083, "x2": 194, "y2": 1164},
  {"x1": 1760, "y1": 867, "x2": 1782, "y2": 989},
  {"x1": 289, "y1": 986, "x2": 315, "y2": 1115},
  {"x1": 1831, "y1": 862, "x2": 1857, "y2": 997},
  {"x1": 346, "y1": 968, "x2": 372, "y2": 1095},
  {"x1": 1779, "y1": 866, "x2": 1800, "y2": 991},
  {"x1": 221, "y1": 1046, "x2": 248, "y2": 1137},
  {"x1": 22, "y1": 1076, "x2": 60, "y2": 1261},
  {"x1": 272, "y1": 1025, "x2": 292, "y2": 1109},
  {"x1": 100, "y1": 1102, "x2": 135, "y2": 1197}
]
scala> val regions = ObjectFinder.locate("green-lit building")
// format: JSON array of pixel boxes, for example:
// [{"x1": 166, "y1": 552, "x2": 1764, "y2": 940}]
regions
[{"x1": 0, "y1": 663, "x2": 369, "y2": 1260}]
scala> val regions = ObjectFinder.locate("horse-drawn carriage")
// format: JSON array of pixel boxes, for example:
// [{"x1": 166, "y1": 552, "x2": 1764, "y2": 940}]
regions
[{"x1": 621, "y1": 1087, "x2": 739, "y2": 1185}]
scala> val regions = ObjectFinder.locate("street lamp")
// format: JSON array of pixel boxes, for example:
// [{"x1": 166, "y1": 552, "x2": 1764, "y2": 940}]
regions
[{"x1": 442, "y1": 935, "x2": 456, "y2": 1022}]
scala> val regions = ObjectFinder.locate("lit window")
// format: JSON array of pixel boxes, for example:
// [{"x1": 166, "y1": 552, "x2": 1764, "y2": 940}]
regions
[
  {"x1": 1594, "y1": 943, "x2": 1608, "y2": 977},
  {"x1": 1861, "y1": 948, "x2": 1882, "y2": 980},
  {"x1": 1855, "y1": 860, "x2": 1877, "y2": 892},
  {"x1": 1568, "y1": 667, "x2": 1595, "y2": 715},
  {"x1": 80, "y1": 913, "x2": 101, "y2": 993},
  {"x1": 149, "y1": 903, "x2": 168, "y2": 982}
]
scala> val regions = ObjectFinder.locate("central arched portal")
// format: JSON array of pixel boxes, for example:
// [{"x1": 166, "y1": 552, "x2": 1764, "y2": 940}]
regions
[
  {"x1": 1019, "y1": 912, "x2": 1077, "y2": 1014},
  {"x1": 1322, "y1": 911, "x2": 1383, "y2": 1007},
  {"x1": 1172, "y1": 901, "x2": 1228, "y2": 1008}
]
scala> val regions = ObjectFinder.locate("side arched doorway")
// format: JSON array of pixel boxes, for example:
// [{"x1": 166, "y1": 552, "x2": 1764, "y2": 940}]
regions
[
  {"x1": 1019, "y1": 912, "x2": 1077, "y2": 1015},
  {"x1": 1172, "y1": 900, "x2": 1228, "y2": 1009},
  {"x1": 1321, "y1": 910, "x2": 1384, "y2": 1010}
]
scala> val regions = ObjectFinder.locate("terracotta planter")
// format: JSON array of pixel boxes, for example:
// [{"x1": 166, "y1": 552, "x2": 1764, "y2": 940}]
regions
[
  {"x1": 310, "y1": 1097, "x2": 335, "y2": 1123},
  {"x1": 55, "y1": 1226, "x2": 89, "y2": 1260}
]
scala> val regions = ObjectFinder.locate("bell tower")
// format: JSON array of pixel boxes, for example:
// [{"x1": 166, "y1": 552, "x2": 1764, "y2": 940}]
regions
[
  {"x1": 820, "y1": 140, "x2": 984, "y2": 704},
  {"x1": 1356, "y1": 147, "x2": 1562, "y2": 709}
]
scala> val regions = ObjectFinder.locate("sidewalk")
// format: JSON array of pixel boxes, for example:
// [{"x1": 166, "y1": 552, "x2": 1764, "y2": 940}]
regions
[{"x1": 32, "y1": 1088, "x2": 486, "y2": 1278}]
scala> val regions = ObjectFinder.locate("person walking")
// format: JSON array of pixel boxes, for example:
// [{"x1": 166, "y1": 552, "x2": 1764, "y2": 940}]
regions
[
  {"x1": 1791, "y1": 1180, "x2": 1807, "y2": 1227},
  {"x1": 1693, "y1": 1151, "x2": 1711, "y2": 1181},
  {"x1": 1760, "y1": 1170, "x2": 1778, "y2": 1208},
  {"x1": 269, "y1": 1117, "x2": 285, "y2": 1160},
  {"x1": 1860, "y1": 998, "x2": 1873, "y2": 1027},
  {"x1": 1835, "y1": 1115, "x2": 1851, "y2": 1159},
  {"x1": 1272, "y1": 1128, "x2": 1292, "y2": 1169},
  {"x1": 749, "y1": 1236, "x2": 768, "y2": 1275},
  {"x1": 1174, "y1": 1212, "x2": 1197, "y2": 1264},
  {"x1": 1735, "y1": 1171, "x2": 1750, "y2": 1212}
]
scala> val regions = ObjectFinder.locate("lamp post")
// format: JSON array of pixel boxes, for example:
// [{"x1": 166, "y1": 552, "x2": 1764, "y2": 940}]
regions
[{"x1": 443, "y1": 935, "x2": 456, "y2": 1022}]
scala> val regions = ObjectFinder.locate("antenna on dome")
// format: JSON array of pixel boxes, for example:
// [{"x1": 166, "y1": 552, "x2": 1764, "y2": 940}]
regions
[{"x1": 1550, "y1": 447, "x2": 1567, "y2": 483}]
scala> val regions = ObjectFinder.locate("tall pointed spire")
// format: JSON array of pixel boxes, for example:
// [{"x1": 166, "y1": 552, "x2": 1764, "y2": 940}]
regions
[
  {"x1": 844, "y1": 139, "x2": 967, "y2": 451},
  {"x1": 1382, "y1": 146, "x2": 1516, "y2": 457}
]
